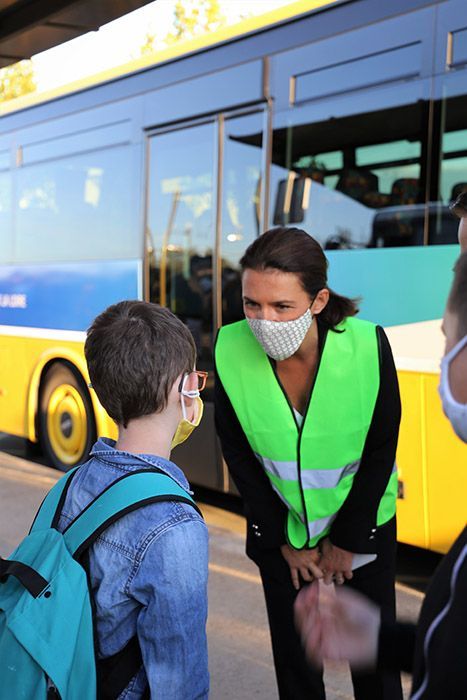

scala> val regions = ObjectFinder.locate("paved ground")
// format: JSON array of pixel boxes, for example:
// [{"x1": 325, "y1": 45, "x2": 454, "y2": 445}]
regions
[{"x1": 0, "y1": 452, "x2": 425, "y2": 699}]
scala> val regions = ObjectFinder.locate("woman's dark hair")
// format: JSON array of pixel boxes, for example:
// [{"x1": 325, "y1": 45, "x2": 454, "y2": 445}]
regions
[
  {"x1": 240, "y1": 227, "x2": 359, "y2": 328},
  {"x1": 450, "y1": 190, "x2": 467, "y2": 219}
]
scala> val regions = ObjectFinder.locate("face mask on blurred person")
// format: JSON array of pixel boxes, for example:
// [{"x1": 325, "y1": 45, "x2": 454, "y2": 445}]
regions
[
  {"x1": 439, "y1": 334, "x2": 467, "y2": 443},
  {"x1": 171, "y1": 374, "x2": 204, "y2": 449},
  {"x1": 247, "y1": 308, "x2": 312, "y2": 361}
]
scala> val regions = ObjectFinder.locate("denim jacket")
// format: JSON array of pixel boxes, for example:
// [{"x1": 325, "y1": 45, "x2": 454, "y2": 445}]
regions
[{"x1": 57, "y1": 438, "x2": 209, "y2": 700}]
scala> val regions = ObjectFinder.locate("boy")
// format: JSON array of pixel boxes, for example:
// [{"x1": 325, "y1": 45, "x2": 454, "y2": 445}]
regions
[{"x1": 57, "y1": 300, "x2": 209, "y2": 699}]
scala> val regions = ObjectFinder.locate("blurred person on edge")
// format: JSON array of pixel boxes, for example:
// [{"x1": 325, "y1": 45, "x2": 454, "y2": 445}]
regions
[
  {"x1": 295, "y1": 193, "x2": 467, "y2": 699},
  {"x1": 214, "y1": 227, "x2": 403, "y2": 700}
]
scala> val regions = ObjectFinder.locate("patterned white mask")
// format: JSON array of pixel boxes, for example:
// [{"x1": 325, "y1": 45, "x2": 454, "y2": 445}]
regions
[{"x1": 247, "y1": 308, "x2": 312, "y2": 361}]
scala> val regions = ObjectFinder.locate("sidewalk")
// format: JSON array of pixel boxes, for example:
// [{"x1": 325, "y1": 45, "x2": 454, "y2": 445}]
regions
[{"x1": 0, "y1": 452, "x2": 417, "y2": 699}]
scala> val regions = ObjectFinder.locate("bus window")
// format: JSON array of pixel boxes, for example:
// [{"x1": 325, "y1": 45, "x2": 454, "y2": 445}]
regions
[
  {"x1": 270, "y1": 97, "x2": 426, "y2": 249},
  {"x1": 14, "y1": 145, "x2": 137, "y2": 263},
  {"x1": 147, "y1": 122, "x2": 216, "y2": 385},
  {"x1": 147, "y1": 121, "x2": 219, "y2": 489},
  {"x1": 430, "y1": 88, "x2": 467, "y2": 245},
  {"x1": 221, "y1": 111, "x2": 263, "y2": 325}
]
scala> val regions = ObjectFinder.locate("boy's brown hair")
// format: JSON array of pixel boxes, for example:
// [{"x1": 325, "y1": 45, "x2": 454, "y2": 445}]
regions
[
  {"x1": 448, "y1": 252, "x2": 467, "y2": 340},
  {"x1": 85, "y1": 301, "x2": 196, "y2": 427}
]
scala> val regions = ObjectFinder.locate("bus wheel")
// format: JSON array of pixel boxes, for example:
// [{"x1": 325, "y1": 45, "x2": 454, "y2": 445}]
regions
[{"x1": 39, "y1": 363, "x2": 96, "y2": 471}]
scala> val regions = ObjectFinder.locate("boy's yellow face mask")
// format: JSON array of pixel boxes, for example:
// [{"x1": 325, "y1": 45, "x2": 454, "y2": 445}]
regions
[{"x1": 171, "y1": 396, "x2": 204, "y2": 449}]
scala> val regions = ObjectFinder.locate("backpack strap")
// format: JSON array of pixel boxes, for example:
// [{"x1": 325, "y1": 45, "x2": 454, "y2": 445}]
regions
[
  {"x1": 62, "y1": 469, "x2": 198, "y2": 699},
  {"x1": 62, "y1": 470, "x2": 200, "y2": 559},
  {"x1": 96, "y1": 634, "x2": 147, "y2": 700},
  {"x1": 29, "y1": 466, "x2": 80, "y2": 533},
  {"x1": 0, "y1": 557, "x2": 49, "y2": 597}
]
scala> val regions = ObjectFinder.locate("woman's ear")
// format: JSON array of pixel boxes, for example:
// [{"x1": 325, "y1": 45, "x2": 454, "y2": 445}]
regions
[{"x1": 311, "y1": 288, "x2": 330, "y2": 315}]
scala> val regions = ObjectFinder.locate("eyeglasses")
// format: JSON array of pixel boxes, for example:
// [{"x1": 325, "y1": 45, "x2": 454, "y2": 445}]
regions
[{"x1": 178, "y1": 370, "x2": 208, "y2": 394}]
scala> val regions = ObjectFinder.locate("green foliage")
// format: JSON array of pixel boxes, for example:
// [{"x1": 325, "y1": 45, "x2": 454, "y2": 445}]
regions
[
  {"x1": 141, "y1": 0, "x2": 227, "y2": 55},
  {"x1": 0, "y1": 59, "x2": 36, "y2": 102},
  {"x1": 140, "y1": 32, "x2": 157, "y2": 56}
]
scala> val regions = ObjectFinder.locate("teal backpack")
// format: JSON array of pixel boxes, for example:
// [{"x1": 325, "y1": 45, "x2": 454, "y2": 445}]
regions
[{"x1": 0, "y1": 466, "x2": 199, "y2": 700}]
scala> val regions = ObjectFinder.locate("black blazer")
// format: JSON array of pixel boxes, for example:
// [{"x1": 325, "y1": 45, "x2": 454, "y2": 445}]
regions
[{"x1": 378, "y1": 526, "x2": 467, "y2": 698}]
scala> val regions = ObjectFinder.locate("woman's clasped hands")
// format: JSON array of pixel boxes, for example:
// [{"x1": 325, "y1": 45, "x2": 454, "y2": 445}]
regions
[{"x1": 280, "y1": 536, "x2": 354, "y2": 590}]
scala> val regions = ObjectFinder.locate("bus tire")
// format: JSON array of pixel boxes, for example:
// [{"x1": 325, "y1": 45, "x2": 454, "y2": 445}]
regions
[
  {"x1": 39, "y1": 362, "x2": 96, "y2": 471},
  {"x1": 25, "y1": 439, "x2": 42, "y2": 458}
]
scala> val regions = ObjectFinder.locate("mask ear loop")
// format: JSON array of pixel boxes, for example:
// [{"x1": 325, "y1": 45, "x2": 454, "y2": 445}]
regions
[
  {"x1": 309, "y1": 292, "x2": 321, "y2": 317},
  {"x1": 444, "y1": 333, "x2": 467, "y2": 365},
  {"x1": 180, "y1": 373, "x2": 200, "y2": 420},
  {"x1": 441, "y1": 334, "x2": 467, "y2": 406}
]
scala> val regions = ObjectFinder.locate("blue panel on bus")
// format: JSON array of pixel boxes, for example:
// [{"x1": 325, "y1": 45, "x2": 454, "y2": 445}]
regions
[
  {"x1": 0, "y1": 260, "x2": 140, "y2": 331},
  {"x1": 327, "y1": 245, "x2": 459, "y2": 327}
]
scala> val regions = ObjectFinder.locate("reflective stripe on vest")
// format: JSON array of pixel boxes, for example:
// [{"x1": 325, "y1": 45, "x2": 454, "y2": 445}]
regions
[{"x1": 215, "y1": 317, "x2": 397, "y2": 549}]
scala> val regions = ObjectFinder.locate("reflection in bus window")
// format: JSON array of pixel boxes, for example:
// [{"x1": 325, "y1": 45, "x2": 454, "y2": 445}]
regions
[
  {"x1": 221, "y1": 112, "x2": 263, "y2": 325},
  {"x1": 15, "y1": 146, "x2": 137, "y2": 263},
  {"x1": 432, "y1": 92, "x2": 467, "y2": 245},
  {"x1": 270, "y1": 100, "x2": 425, "y2": 249},
  {"x1": 147, "y1": 123, "x2": 216, "y2": 384}
]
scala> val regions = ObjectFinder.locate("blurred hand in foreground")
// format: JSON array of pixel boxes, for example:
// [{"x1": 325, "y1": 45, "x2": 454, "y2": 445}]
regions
[{"x1": 294, "y1": 579, "x2": 381, "y2": 669}]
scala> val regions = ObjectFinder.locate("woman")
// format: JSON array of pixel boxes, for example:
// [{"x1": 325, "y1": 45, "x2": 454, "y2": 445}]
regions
[{"x1": 214, "y1": 227, "x2": 402, "y2": 700}]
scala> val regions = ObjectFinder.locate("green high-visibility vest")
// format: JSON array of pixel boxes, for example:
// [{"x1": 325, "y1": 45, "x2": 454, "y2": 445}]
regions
[{"x1": 215, "y1": 316, "x2": 397, "y2": 549}]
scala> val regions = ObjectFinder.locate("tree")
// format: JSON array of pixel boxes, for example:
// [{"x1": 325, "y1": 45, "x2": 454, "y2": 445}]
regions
[
  {"x1": 140, "y1": 0, "x2": 227, "y2": 56},
  {"x1": 0, "y1": 59, "x2": 36, "y2": 102},
  {"x1": 140, "y1": 32, "x2": 157, "y2": 57},
  {"x1": 167, "y1": 0, "x2": 226, "y2": 43}
]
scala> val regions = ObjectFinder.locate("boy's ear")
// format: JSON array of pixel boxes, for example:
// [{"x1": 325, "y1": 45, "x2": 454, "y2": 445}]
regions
[{"x1": 168, "y1": 373, "x2": 183, "y2": 405}]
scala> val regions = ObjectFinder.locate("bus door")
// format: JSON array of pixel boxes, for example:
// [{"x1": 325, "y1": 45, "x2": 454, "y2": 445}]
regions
[{"x1": 145, "y1": 109, "x2": 266, "y2": 490}]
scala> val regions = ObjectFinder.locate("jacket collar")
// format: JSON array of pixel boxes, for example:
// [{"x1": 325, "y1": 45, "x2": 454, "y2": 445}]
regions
[{"x1": 90, "y1": 437, "x2": 192, "y2": 493}]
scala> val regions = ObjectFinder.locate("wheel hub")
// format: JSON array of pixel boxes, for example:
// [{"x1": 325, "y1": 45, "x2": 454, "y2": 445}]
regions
[{"x1": 46, "y1": 384, "x2": 88, "y2": 465}]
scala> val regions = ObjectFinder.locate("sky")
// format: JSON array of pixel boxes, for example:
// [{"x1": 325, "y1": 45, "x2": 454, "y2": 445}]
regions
[{"x1": 32, "y1": 0, "x2": 297, "y2": 93}]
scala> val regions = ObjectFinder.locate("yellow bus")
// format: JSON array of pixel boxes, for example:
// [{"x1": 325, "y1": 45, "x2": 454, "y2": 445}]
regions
[{"x1": 1, "y1": 0, "x2": 466, "y2": 553}]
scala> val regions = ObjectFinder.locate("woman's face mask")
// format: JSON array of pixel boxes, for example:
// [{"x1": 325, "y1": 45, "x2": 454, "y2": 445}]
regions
[
  {"x1": 171, "y1": 371, "x2": 206, "y2": 449},
  {"x1": 439, "y1": 334, "x2": 467, "y2": 443},
  {"x1": 242, "y1": 268, "x2": 319, "y2": 361},
  {"x1": 247, "y1": 308, "x2": 313, "y2": 361}
]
